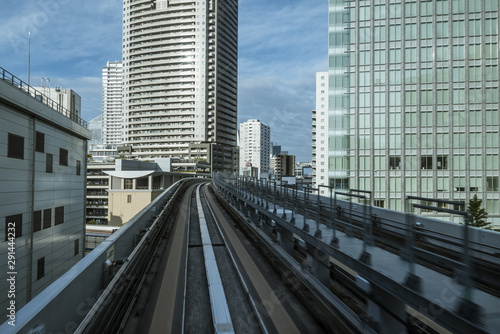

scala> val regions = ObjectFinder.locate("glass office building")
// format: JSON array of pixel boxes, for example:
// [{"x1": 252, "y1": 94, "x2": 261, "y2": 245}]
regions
[{"x1": 329, "y1": 0, "x2": 500, "y2": 226}]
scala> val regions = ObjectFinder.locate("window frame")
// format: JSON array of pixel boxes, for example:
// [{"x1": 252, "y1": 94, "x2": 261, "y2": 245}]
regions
[{"x1": 7, "y1": 133, "x2": 24, "y2": 160}]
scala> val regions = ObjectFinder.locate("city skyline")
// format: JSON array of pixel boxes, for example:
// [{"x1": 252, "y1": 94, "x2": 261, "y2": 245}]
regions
[{"x1": 0, "y1": 0, "x2": 327, "y2": 162}]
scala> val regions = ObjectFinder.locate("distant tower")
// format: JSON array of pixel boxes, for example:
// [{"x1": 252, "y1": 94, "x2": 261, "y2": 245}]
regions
[
  {"x1": 239, "y1": 119, "x2": 271, "y2": 178},
  {"x1": 313, "y1": 72, "x2": 329, "y2": 193},
  {"x1": 102, "y1": 61, "x2": 123, "y2": 146}
]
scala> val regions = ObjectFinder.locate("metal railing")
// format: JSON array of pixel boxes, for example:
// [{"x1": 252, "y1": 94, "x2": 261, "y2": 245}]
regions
[{"x1": 0, "y1": 67, "x2": 88, "y2": 128}]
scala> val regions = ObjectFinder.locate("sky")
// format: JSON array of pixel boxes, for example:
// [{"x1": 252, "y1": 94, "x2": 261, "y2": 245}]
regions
[{"x1": 0, "y1": 0, "x2": 328, "y2": 162}]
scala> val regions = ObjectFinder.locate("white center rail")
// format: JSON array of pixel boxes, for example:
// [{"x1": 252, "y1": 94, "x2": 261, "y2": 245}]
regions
[{"x1": 196, "y1": 186, "x2": 234, "y2": 334}]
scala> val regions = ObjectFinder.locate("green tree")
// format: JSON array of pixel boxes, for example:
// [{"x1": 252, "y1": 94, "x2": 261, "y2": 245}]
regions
[{"x1": 467, "y1": 194, "x2": 491, "y2": 230}]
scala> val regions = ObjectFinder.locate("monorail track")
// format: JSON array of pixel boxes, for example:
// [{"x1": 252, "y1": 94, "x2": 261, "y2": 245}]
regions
[{"x1": 108, "y1": 181, "x2": 326, "y2": 333}]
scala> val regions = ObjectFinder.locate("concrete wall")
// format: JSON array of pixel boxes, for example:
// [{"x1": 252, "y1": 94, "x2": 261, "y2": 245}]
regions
[{"x1": 108, "y1": 190, "x2": 163, "y2": 226}]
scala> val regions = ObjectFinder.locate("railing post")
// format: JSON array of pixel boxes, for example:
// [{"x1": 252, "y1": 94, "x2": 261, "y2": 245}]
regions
[
  {"x1": 282, "y1": 183, "x2": 287, "y2": 219},
  {"x1": 303, "y1": 186, "x2": 309, "y2": 232},
  {"x1": 312, "y1": 186, "x2": 321, "y2": 239},
  {"x1": 290, "y1": 185, "x2": 296, "y2": 225},
  {"x1": 273, "y1": 181, "x2": 277, "y2": 214},
  {"x1": 330, "y1": 187, "x2": 338, "y2": 247}
]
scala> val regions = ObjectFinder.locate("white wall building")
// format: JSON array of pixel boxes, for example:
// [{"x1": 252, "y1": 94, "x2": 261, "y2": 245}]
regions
[
  {"x1": 102, "y1": 61, "x2": 123, "y2": 146},
  {"x1": 0, "y1": 68, "x2": 91, "y2": 317},
  {"x1": 313, "y1": 72, "x2": 329, "y2": 193},
  {"x1": 122, "y1": 0, "x2": 238, "y2": 173},
  {"x1": 239, "y1": 119, "x2": 270, "y2": 178}
]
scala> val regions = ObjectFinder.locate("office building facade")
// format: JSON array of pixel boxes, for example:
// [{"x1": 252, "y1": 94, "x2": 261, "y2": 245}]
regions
[
  {"x1": 102, "y1": 61, "x2": 123, "y2": 146},
  {"x1": 329, "y1": 0, "x2": 500, "y2": 226},
  {"x1": 122, "y1": 0, "x2": 238, "y2": 173},
  {"x1": 0, "y1": 68, "x2": 91, "y2": 316},
  {"x1": 239, "y1": 119, "x2": 271, "y2": 177}
]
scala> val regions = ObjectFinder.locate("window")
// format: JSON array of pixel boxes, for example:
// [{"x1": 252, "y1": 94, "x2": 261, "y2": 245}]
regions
[
  {"x1": 127, "y1": 195, "x2": 132, "y2": 203},
  {"x1": 37, "y1": 257, "x2": 45, "y2": 280},
  {"x1": 469, "y1": 1, "x2": 481, "y2": 12},
  {"x1": 405, "y1": 2, "x2": 417, "y2": 17},
  {"x1": 34, "y1": 210, "x2": 42, "y2": 232},
  {"x1": 389, "y1": 156, "x2": 401, "y2": 169},
  {"x1": 35, "y1": 132, "x2": 45, "y2": 153},
  {"x1": 487, "y1": 200, "x2": 499, "y2": 214},
  {"x1": 389, "y1": 25, "x2": 401, "y2": 41},
  {"x1": 485, "y1": 18, "x2": 498, "y2": 35},
  {"x1": 55, "y1": 206, "x2": 64, "y2": 225},
  {"x1": 487, "y1": 177, "x2": 499, "y2": 191},
  {"x1": 124, "y1": 179, "x2": 133, "y2": 189},
  {"x1": 59, "y1": 148, "x2": 68, "y2": 166},
  {"x1": 405, "y1": 24, "x2": 417, "y2": 40},
  {"x1": 437, "y1": 156, "x2": 448, "y2": 169},
  {"x1": 76, "y1": 160, "x2": 81, "y2": 175},
  {"x1": 406, "y1": 134, "x2": 417, "y2": 149},
  {"x1": 46, "y1": 153, "x2": 53, "y2": 173},
  {"x1": 421, "y1": 23, "x2": 432, "y2": 40},
  {"x1": 437, "y1": 0, "x2": 449, "y2": 15},
  {"x1": 421, "y1": 156, "x2": 433, "y2": 170},
  {"x1": 406, "y1": 178, "x2": 417, "y2": 192},
  {"x1": 43, "y1": 209, "x2": 51, "y2": 229},
  {"x1": 436, "y1": 22, "x2": 449, "y2": 38},
  {"x1": 390, "y1": 4, "x2": 401, "y2": 18},
  {"x1": 421, "y1": 1, "x2": 432, "y2": 16},
  {"x1": 8, "y1": 133, "x2": 24, "y2": 160},
  {"x1": 74, "y1": 239, "x2": 80, "y2": 256},
  {"x1": 5, "y1": 214, "x2": 22, "y2": 241},
  {"x1": 452, "y1": 20, "x2": 465, "y2": 36}
]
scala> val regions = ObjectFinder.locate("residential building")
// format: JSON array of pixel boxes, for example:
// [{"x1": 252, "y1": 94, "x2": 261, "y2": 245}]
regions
[
  {"x1": 274, "y1": 153, "x2": 296, "y2": 181},
  {"x1": 313, "y1": 72, "x2": 329, "y2": 193},
  {"x1": 239, "y1": 119, "x2": 271, "y2": 178},
  {"x1": 86, "y1": 162, "x2": 115, "y2": 225},
  {"x1": 122, "y1": 0, "x2": 238, "y2": 174},
  {"x1": 0, "y1": 67, "x2": 91, "y2": 316},
  {"x1": 102, "y1": 61, "x2": 123, "y2": 146},
  {"x1": 329, "y1": 1, "x2": 500, "y2": 227}
]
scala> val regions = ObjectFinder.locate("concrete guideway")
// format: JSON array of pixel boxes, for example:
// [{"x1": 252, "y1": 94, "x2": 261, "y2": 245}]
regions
[
  {"x1": 140, "y1": 183, "x2": 194, "y2": 334},
  {"x1": 203, "y1": 185, "x2": 308, "y2": 334},
  {"x1": 214, "y1": 174, "x2": 500, "y2": 334}
]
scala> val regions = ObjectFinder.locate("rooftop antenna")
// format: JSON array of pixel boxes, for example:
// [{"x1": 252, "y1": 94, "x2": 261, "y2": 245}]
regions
[{"x1": 28, "y1": 31, "x2": 31, "y2": 86}]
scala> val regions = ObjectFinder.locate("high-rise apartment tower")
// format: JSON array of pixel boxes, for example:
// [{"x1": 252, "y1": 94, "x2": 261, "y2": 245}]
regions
[
  {"x1": 329, "y1": 0, "x2": 500, "y2": 226},
  {"x1": 313, "y1": 72, "x2": 329, "y2": 191},
  {"x1": 122, "y1": 0, "x2": 238, "y2": 173},
  {"x1": 102, "y1": 61, "x2": 123, "y2": 146},
  {"x1": 239, "y1": 119, "x2": 270, "y2": 178}
]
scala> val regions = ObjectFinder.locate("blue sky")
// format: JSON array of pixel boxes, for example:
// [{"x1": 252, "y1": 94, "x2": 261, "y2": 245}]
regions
[{"x1": 0, "y1": 0, "x2": 328, "y2": 161}]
